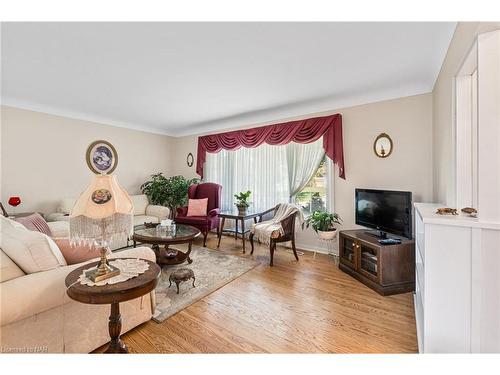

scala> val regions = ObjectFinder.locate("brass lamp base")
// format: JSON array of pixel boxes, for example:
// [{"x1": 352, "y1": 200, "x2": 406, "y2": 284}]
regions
[
  {"x1": 85, "y1": 263, "x2": 120, "y2": 282},
  {"x1": 85, "y1": 247, "x2": 121, "y2": 282}
]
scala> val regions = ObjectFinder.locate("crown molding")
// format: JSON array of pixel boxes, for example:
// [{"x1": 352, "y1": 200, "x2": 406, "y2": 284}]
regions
[
  {"x1": 1, "y1": 97, "x2": 174, "y2": 137},
  {"x1": 2, "y1": 82, "x2": 432, "y2": 139},
  {"x1": 171, "y1": 82, "x2": 433, "y2": 137}
]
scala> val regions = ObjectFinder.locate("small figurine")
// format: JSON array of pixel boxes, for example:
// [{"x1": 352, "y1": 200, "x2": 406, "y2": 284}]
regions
[
  {"x1": 436, "y1": 207, "x2": 458, "y2": 215},
  {"x1": 461, "y1": 207, "x2": 478, "y2": 217}
]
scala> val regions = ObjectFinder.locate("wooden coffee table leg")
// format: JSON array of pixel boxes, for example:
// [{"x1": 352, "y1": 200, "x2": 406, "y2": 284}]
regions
[
  {"x1": 217, "y1": 217, "x2": 225, "y2": 248},
  {"x1": 241, "y1": 219, "x2": 246, "y2": 253},
  {"x1": 186, "y1": 241, "x2": 193, "y2": 264},
  {"x1": 105, "y1": 302, "x2": 128, "y2": 354},
  {"x1": 151, "y1": 244, "x2": 160, "y2": 265}
]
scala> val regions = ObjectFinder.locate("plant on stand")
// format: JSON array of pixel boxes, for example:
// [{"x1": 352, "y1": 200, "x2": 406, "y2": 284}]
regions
[
  {"x1": 305, "y1": 210, "x2": 342, "y2": 240},
  {"x1": 141, "y1": 173, "x2": 199, "y2": 219},
  {"x1": 234, "y1": 190, "x2": 251, "y2": 215}
]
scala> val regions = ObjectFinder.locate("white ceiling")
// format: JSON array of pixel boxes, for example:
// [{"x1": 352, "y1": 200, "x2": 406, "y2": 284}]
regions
[{"x1": 1, "y1": 22, "x2": 456, "y2": 136}]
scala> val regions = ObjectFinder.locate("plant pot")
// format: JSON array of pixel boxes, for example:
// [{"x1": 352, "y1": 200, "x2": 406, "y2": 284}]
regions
[
  {"x1": 236, "y1": 205, "x2": 247, "y2": 216},
  {"x1": 318, "y1": 229, "x2": 337, "y2": 240}
]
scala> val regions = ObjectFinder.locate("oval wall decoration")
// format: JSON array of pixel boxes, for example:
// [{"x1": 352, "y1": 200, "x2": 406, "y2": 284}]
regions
[
  {"x1": 86, "y1": 140, "x2": 118, "y2": 174},
  {"x1": 373, "y1": 133, "x2": 393, "y2": 158},
  {"x1": 187, "y1": 152, "x2": 194, "y2": 167}
]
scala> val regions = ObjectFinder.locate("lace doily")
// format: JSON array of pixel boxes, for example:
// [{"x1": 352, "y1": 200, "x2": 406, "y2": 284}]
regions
[{"x1": 78, "y1": 258, "x2": 150, "y2": 286}]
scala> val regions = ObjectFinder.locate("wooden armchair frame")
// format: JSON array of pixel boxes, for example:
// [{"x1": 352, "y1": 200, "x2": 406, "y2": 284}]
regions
[{"x1": 249, "y1": 205, "x2": 299, "y2": 266}]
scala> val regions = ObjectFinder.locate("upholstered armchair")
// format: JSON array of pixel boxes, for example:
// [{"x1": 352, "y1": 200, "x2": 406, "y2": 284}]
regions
[
  {"x1": 249, "y1": 203, "x2": 302, "y2": 266},
  {"x1": 175, "y1": 182, "x2": 222, "y2": 246}
]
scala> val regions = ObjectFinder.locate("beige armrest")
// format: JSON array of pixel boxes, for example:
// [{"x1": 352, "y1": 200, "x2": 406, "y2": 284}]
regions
[{"x1": 145, "y1": 205, "x2": 170, "y2": 221}]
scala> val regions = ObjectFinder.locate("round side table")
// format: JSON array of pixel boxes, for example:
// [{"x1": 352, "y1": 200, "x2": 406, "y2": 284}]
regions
[{"x1": 65, "y1": 258, "x2": 161, "y2": 353}]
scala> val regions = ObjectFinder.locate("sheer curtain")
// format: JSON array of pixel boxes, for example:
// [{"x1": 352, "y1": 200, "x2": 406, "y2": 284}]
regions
[
  {"x1": 286, "y1": 140, "x2": 325, "y2": 198},
  {"x1": 205, "y1": 139, "x2": 324, "y2": 212}
]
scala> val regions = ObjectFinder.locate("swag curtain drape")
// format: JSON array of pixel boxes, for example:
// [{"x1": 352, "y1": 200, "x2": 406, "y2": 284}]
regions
[{"x1": 196, "y1": 114, "x2": 345, "y2": 179}]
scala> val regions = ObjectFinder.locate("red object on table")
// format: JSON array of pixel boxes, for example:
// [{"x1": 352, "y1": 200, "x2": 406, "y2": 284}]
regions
[{"x1": 8, "y1": 196, "x2": 21, "y2": 207}]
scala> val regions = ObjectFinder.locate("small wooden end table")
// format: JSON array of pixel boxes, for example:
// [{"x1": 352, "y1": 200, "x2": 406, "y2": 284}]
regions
[
  {"x1": 65, "y1": 259, "x2": 161, "y2": 353},
  {"x1": 133, "y1": 224, "x2": 200, "y2": 266},
  {"x1": 217, "y1": 210, "x2": 263, "y2": 253}
]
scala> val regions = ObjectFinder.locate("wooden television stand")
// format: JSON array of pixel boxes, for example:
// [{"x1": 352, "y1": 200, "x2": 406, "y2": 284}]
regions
[{"x1": 339, "y1": 230, "x2": 415, "y2": 296}]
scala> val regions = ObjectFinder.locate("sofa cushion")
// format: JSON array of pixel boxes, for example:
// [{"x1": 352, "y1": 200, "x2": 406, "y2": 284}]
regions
[
  {"x1": 58, "y1": 198, "x2": 76, "y2": 214},
  {"x1": 14, "y1": 213, "x2": 52, "y2": 236},
  {"x1": 47, "y1": 220, "x2": 70, "y2": 239},
  {"x1": 187, "y1": 198, "x2": 208, "y2": 216},
  {"x1": 131, "y1": 194, "x2": 149, "y2": 216},
  {"x1": 133, "y1": 215, "x2": 159, "y2": 227},
  {"x1": 1, "y1": 220, "x2": 67, "y2": 274},
  {"x1": 0, "y1": 249, "x2": 26, "y2": 282},
  {"x1": 53, "y1": 239, "x2": 102, "y2": 265}
]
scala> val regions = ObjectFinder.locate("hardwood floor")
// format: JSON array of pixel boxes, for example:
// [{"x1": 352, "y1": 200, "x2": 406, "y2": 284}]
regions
[{"x1": 98, "y1": 234, "x2": 418, "y2": 353}]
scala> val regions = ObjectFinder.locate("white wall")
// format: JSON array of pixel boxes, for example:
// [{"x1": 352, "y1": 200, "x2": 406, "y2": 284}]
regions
[
  {"x1": 432, "y1": 22, "x2": 500, "y2": 205},
  {"x1": 170, "y1": 93, "x2": 434, "y2": 252},
  {"x1": 0, "y1": 106, "x2": 174, "y2": 214}
]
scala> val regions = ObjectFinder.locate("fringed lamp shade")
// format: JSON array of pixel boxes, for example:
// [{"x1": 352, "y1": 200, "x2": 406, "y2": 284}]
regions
[{"x1": 70, "y1": 174, "x2": 133, "y2": 248}]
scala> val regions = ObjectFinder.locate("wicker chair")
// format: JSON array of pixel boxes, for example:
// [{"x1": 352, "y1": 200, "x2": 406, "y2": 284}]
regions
[{"x1": 249, "y1": 204, "x2": 299, "y2": 266}]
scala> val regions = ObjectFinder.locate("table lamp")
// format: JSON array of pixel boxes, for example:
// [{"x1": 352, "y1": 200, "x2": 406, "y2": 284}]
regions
[{"x1": 70, "y1": 174, "x2": 133, "y2": 282}]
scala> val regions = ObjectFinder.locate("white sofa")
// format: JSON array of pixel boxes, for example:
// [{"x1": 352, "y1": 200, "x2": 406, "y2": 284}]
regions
[
  {"x1": 45, "y1": 194, "x2": 170, "y2": 249},
  {"x1": 0, "y1": 216, "x2": 157, "y2": 353},
  {"x1": 47, "y1": 194, "x2": 170, "y2": 227}
]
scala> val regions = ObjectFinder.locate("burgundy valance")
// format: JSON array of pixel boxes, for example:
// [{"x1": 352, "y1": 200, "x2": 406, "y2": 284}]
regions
[{"x1": 196, "y1": 113, "x2": 345, "y2": 179}]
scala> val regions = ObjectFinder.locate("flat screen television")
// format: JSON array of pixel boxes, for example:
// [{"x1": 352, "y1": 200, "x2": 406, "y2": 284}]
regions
[{"x1": 355, "y1": 188, "x2": 412, "y2": 239}]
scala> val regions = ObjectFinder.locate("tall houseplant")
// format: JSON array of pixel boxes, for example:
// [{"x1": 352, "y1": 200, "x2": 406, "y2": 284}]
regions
[
  {"x1": 305, "y1": 210, "x2": 342, "y2": 240},
  {"x1": 141, "y1": 173, "x2": 199, "y2": 218}
]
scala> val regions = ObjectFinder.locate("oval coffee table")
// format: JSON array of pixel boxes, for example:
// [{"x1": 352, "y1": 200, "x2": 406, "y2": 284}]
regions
[
  {"x1": 132, "y1": 224, "x2": 201, "y2": 266},
  {"x1": 65, "y1": 259, "x2": 161, "y2": 353}
]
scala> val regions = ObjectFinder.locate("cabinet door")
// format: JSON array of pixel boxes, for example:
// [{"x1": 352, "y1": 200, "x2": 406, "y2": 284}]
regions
[
  {"x1": 340, "y1": 236, "x2": 357, "y2": 269},
  {"x1": 358, "y1": 242, "x2": 379, "y2": 282}
]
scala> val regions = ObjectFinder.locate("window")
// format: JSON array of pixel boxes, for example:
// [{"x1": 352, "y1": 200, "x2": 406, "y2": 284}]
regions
[
  {"x1": 295, "y1": 157, "x2": 327, "y2": 215},
  {"x1": 204, "y1": 138, "x2": 329, "y2": 213}
]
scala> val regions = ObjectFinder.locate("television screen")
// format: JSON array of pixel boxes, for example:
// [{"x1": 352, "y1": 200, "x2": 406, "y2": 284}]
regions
[{"x1": 355, "y1": 189, "x2": 412, "y2": 238}]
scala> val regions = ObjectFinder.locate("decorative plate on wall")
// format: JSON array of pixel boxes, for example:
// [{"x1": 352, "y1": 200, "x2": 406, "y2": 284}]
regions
[
  {"x1": 86, "y1": 140, "x2": 118, "y2": 174},
  {"x1": 373, "y1": 133, "x2": 393, "y2": 158},
  {"x1": 187, "y1": 152, "x2": 194, "y2": 167}
]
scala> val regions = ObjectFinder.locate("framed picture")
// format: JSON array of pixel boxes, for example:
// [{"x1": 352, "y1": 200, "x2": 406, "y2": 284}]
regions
[{"x1": 86, "y1": 140, "x2": 118, "y2": 174}]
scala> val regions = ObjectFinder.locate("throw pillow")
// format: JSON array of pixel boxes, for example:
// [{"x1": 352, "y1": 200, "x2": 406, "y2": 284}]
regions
[
  {"x1": 1, "y1": 221, "x2": 67, "y2": 273},
  {"x1": 54, "y1": 239, "x2": 101, "y2": 265},
  {"x1": 14, "y1": 213, "x2": 52, "y2": 236},
  {"x1": 187, "y1": 198, "x2": 208, "y2": 216}
]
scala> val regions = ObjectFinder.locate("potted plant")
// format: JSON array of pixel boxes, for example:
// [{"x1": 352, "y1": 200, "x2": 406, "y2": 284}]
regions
[
  {"x1": 234, "y1": 190, "x2": 251, "y2": 215},
  {"x1": 305, "y1": 210, "x2": 342, "y2": 240},
  {"x1": 141, "y1": 173, "x2": 199, "y2": 218}
]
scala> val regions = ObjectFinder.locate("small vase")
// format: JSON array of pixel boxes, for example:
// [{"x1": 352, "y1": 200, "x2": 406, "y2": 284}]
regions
[
  {"x1": 318, "y1": 229, "x2": 337, "y2": 240},
  {"x1": 237, "y1": 206, "x2": 247, "y2": 216}
]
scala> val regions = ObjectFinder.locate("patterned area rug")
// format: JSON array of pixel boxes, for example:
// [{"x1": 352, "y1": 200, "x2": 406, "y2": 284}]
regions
[{"x1": 153, "y1": 246, "x2": 259, "y2": 323}]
